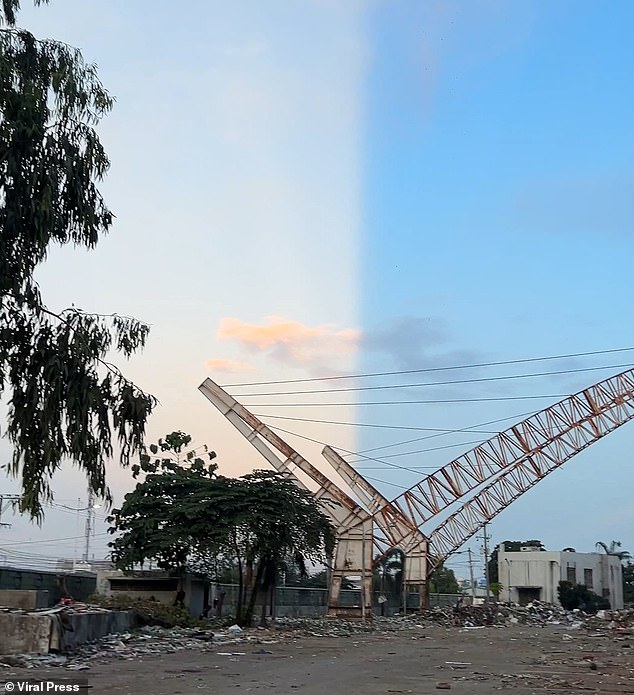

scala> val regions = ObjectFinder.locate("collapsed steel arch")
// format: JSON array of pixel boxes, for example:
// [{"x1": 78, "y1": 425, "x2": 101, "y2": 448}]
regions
[{"x1": 200, "y1": 367, "x2": 634, "y2": 616}]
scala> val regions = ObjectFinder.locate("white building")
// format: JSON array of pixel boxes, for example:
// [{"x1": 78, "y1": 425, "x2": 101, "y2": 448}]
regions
[{"x1": 498, "y1": 545, "x2": 624, "y2": 609}]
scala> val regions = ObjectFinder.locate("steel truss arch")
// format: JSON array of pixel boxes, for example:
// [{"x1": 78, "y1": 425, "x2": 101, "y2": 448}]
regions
[
  {"x1": 427, "y1": 369, "x2": 634, "y2": 564},
  {"x1": 368, "y1": 368, "x2": 634, "y2": 550}
]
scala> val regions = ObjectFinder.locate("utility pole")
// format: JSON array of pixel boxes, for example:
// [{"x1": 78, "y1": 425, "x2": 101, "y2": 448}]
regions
[
  {"x1": 0, "y1": 495, "x2": 21, "y2": 529},
  {"x1": 83, "y1": 488, "x2": 95, "y2": 562},
  {"x1": 479, "y1": 523, "x2": 491, "y2": 601},
  {"x1": 467, "y1": 548, "x2": 476, "y2": 601}
]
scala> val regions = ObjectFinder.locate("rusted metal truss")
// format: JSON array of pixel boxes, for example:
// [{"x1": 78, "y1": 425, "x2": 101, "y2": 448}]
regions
[
  {"x1": 200, "y1": 368, "x2": 634, "y2": 597},
  {"x1": 368, "y1": 368, "x2": 634, "y2": 550},
  {"x1": 198, "y1": 379, "x2": 426, "y2": 562},
  {"x1": 198, "y1": 379, "x2": 366, "y2": 528},
  {"x1": 425, "y1": 368, "x2": 634, "y2": 565},
  {"x1": 198, "y1": 378, "x2": 428, "y2": 615}
]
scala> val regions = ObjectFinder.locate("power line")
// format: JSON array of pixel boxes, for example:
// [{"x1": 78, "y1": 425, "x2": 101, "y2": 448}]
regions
[
  {"x1": 352, "y1": 439, "x2": 487, "y2": 463},
  {"x1": 351, "y1": 409, "x2": 539, "y2": 457},
  {"x1": 265, "y1": 423, "x2": 431, "y2": 474},
  {"x1": 243, "y1": 394, "x2": 566, "y2": 408},
  {"x1": 233, "y1": 363, "x2": 633, "y2": 398},
  {"x1": 0, "y1": 531, "x2": 110, "y2": 547},
  {"x1": 253, "y1": 413, "x2": 499, "y2": 435},
  {"x1": 223, "y1": 346, "x2": 634, "y2": 388},
  {"x1": 264, "y1": 406, "x2": 539, "y2": 474},
  {"x1": 364, "y1": 475, "x2": 409, "y2": 490}
]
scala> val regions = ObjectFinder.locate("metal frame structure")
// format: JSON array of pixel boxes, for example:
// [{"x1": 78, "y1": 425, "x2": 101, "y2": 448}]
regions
[{"x1": 199, "y1": 367, "x2": 634, "y2": 617}]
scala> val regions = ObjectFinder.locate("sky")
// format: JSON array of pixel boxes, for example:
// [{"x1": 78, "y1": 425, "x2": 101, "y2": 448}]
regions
[{"x1": 1, "y1": 0, "x2": 633, "y2": 583}]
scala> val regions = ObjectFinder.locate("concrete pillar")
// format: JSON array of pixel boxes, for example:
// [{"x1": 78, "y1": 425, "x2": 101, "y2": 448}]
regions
[{"x1": 327, "y1": 520, "x2": 373, "y2": 619}]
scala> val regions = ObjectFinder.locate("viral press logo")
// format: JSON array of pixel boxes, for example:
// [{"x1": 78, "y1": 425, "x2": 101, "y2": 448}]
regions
[{"x1": 3, "y1": 681, "x2": 84, "y2": 692}]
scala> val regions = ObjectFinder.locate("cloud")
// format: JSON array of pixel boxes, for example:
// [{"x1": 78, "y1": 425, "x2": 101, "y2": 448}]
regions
[
  {"x1": 217, "y1": 316, "x2": 359, "y2": 369},
  {"x1": 205, "y1": 358, "x2": 256, "y2": 374},
  {"x1": 362, "y1": 316, "x2": 449, "y2": 369}
]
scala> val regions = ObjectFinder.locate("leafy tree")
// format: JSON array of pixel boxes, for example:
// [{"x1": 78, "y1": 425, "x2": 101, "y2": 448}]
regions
[
  {"x1": 557, "y1": 580, "x2": 610, "y2": 613},
  {"x1": 108, "y1": 435, "x2": 335, "y2": 627},
  {"x1": 488, "y1": 581, "x2": 503, "y2": 599},
  {"x1": 595, "y1": 540, "x2": 631, "y2": 561},
  {"x1": 428, "y1": 564, "x2": 460, "y2": 594},
  {"x1": 227, "y1": 470, "x2": 335, "y2": 626},
  {"x1": 0, "y1": 0, "x2": 155, "y2": 517},
  {"x1": 488, "y1": 540, "x2": 545, "y2": 583},
  {"x1": 623, "y1": 562, "x2": 634, "y2": 605},
  {"x1": 373, "y1": 549, "x2": 403, "y2": 595},
  {"x1": 107, "y1": 432, "x2": 220, "y2": 573},
  {"x1": 372, "y1": 549, "x2": 404, "y2": 615}
]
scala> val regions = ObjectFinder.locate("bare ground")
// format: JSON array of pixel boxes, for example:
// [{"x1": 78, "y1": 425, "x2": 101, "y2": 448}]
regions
[{"x1": 2, "y1": 624, "x2": 633, "y2": 695}]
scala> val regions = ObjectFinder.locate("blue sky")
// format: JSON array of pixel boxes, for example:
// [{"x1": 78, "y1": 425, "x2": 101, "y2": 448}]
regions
[
  {"x1": 355, "y1": 0, "x2": 634, "y2": 578},
  {"x1": 0, "y1": 1, "x2": 632, "y2": 578}
]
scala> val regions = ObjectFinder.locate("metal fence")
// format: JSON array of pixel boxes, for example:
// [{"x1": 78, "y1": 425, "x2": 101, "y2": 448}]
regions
[
  {"x1": 0, "y1": 566, "x2": 97, "y2": 605},
  {"x1": 215, "y1": 583, "x2": 463, "y2": 617}
]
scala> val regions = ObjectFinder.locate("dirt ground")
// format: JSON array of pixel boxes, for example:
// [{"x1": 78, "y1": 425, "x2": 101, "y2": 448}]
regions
[{"x1": 2, "y1": 624, "x2": 633, "y2": 695}]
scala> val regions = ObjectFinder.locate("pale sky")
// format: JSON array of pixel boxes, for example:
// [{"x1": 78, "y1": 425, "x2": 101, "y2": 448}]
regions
[{"x1": 1, "y1": 0, "x2": 633, "y2": 582}]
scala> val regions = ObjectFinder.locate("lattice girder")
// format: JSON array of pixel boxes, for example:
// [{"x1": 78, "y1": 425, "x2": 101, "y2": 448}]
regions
[
  {"x1": 428, "y1": 373, "x2": 634, "y2": 565},
  {"x1": 367, "y1": 368, "x2": 634, "y2": 532}
]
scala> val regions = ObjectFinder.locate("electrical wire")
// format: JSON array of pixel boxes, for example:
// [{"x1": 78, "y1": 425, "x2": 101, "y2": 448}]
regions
[
  {"x1": 364, "y1": 475, "x2": 410, "y2": 490},
  {"x1": 243, "y1": 394, "x2": 567, "y2": 407},
  {"x1": 0, "y1": 531, "x2": 110, "y2": 547},
  {"x1": 351, "y1": 409, "x2": 539, "y2": 456},
  {"x1": 233, "y1": 362, "x2": 634, "y2": 397},
  {"x1": 253, "y1": 413, "x2": 500, "y2": 435},
  {"x1": 351, "y1": 438, "x2": 487, "y2": 463},
  {"x1": 264, "y1": 405, "x2": 538, "y2": 474},
  {"x1": 223, "y1": 346, "x2": 634, "y2": 387}
]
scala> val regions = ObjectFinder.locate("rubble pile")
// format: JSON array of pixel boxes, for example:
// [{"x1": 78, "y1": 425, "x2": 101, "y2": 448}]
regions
[
  {"x1": 0, "y1": 624, "x2": 278, "y2": 671},
  {"x1": 419, "y1": 600, "x2": 578, "y2": 628},
  {"x1": 419, "y1": 601, "x2": 634, "y2": 631},
  {"x1": 272, "y1": 617, "x2": 388, "y2": 637},
  {"x1": 583, "y1": 607, "x2": 634, "y2": 632},
  {"x1": 0, "y1": 601, "x2": 632, "y2": 672}
]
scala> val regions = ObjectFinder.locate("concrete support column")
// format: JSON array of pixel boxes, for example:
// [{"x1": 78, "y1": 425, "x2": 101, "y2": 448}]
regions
[{"x1": 327, "y1": 520, "x2": 373, "y2": 619}]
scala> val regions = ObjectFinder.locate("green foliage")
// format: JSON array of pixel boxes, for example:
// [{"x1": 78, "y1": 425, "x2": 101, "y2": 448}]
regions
[
  {"x1": 557, "y1": 581, "x2": 610, "y2": 613},
  {"x1": 1, "y1": 1, "x2": 48, "y2": 27},
  {"x1": 285, "y1": 567, "x2": 328, "y2": 588},
  {"x1": 87, "y1": 593, "x2": 202, "y2": 628},
  {"x1": 429, "y1": 564, "x2": 461, "y2": 594},
  {"x1": 108, "y1": 434, "x2": 335, "y2": 627},
  {"x1": 488, "y1": 581, "x2": 503, "y2": 599},
  {"x1": 623, "y1": 562, "x2": 634, "y2": 605},
  {"x1": 373, "y1": 549, "x2": 403, "y2": 596},
  {"x1": 0, "y1": 0, "x2": 155, "y2": 517},
  {"x1": 488, "y1": 540, "x2": 545, "y2": 583},
  {"x1": 108, "y1": 432, "x2": 220, "y2": 572}
]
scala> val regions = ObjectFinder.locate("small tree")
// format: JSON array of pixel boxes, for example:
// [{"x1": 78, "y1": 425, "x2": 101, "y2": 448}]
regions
[
  {"x1": 429, "y1": 564, "x2": 461, "y2": 594},
  {"x1": 557, "y1": 581, "x2": 610, "y2": 613},
  {"x1": 488, "y1": 581, "x2": 503, "y2": 600},
  {"x1": 227, "y1": 470, "x2": 335, "y2": 626},
  {"x1": 108, "y1": 431, "x2": 220, "y2": 574},
  {"x1": 108, "y1": 436, "x2": 335, "y2": 627}
]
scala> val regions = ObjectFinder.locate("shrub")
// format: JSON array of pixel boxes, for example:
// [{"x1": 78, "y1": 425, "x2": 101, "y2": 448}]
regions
[{"x1": 557, "y1": 581, "x2": 610, "y2": 613}]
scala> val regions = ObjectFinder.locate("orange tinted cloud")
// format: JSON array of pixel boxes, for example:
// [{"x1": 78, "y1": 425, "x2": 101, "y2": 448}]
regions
[
  {"x1": 217, "y1": 316, "x2": 359, "y2": 367},
  {"x1": 205, "y1": 358, "x2": 256, "y2": 374}
]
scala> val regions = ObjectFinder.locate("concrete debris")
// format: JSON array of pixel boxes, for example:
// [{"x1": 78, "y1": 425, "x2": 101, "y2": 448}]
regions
[
  {"x1": 420, "y1": 602, "x2": 634, "y2": 630},
  {"x1": 0, "y1": 601, "x2": 632, "y2": 672}
]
